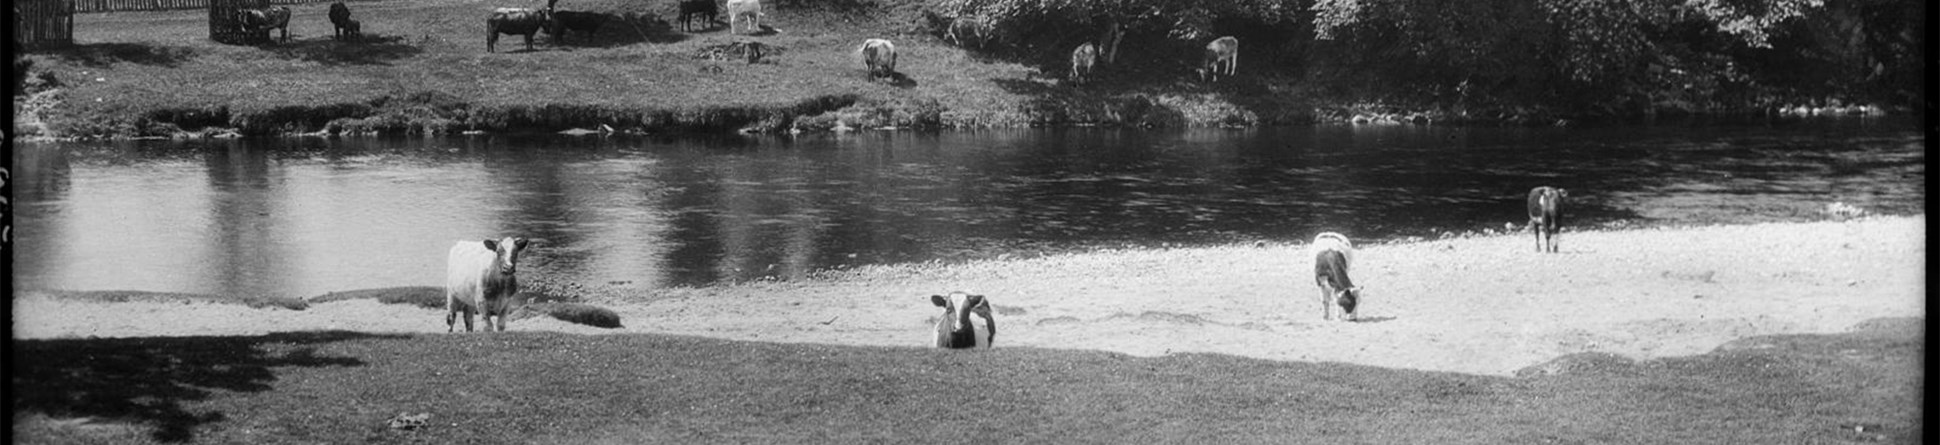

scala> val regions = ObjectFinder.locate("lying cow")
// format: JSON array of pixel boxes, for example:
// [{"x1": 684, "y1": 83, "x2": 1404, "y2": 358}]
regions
[
  {"x1": 725, "y1": 0, "x2": 760, "y2": 35},
  {"x1": 328, "y1": 2, "x2": 359, "y2": 40},
  {"x1": 547, "y1": 10, "x2": 606, "y2": 45},
  {"x1": 678, "y1": 0, "x2": 717, "y2": 32},
  {"x1": 1527, "y1": 186, "x2": 1568, "y2": 253},
  {"x1": 1069, "y1": 42, "x2": 1098, "y2": 85},
  {"x1": 487, "y1": 7, "x2": 552, "y2": 52},
  {"x1": 1199, "y1": 36, "x2": 1238, "y2": 82},
  {"x1": 932, "y1": 291, "x2": 995, "y2": 348},
  {"x1": 1310, "y1": 232, "x2": 1361, "y2": 321},
  {"x1": 446, "y1": 236, "x2": 531, "y2": 332},
  {"x1": 861, "y1": 38, "x2": 896, "y2": 80},
  {"x1": 236, "y1": 6, "x2": 292, "y2": 43}
]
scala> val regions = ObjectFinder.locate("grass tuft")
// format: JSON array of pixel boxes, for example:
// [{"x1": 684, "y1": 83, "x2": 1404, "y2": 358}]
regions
[
  {"x1": 307, "y1": 286, "x2": 447, "y2": 309},
  {"x1": 48, "y1": 290, "x2": 309, "y2": 310}
]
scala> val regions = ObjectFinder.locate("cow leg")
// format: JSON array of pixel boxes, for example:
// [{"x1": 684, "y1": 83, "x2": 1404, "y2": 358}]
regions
[
  {"x1": 524, "y1": 33, "x2": 534, "y2": 51},
  {"x1": 1317, "y1": 282, "x2": 1334, "y2": 321},
  {"x1": 488, "y1": 31, "x2": 498, "y2": 52},
  {"x1": 446, "y1": 310, "x2": 457, "y2": 332},
  {"x1": 464, "y1": 309, "x2": 476, "y2": 332}
]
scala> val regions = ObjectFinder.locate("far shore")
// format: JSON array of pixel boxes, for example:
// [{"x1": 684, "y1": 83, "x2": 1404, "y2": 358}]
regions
[{"x1": 12, "y1": 215, "x2": 1924, "y2": 376}]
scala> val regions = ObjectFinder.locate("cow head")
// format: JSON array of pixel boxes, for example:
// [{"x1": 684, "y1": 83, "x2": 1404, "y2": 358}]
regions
[
  {"x1": 481, "y1": 237, "x2": 530, "y2": 275},
  {"x1": 1337, "y1": 286, "x2": 1361, "y2": 320},
  {"x1": 931, "y1": 291, "x2": 987, "y2": 335}
]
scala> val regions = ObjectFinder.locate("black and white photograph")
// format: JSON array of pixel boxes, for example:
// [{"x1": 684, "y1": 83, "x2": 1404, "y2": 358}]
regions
[{"x1": 9, "y1": 0, "x2": 1926, "y2": 442}]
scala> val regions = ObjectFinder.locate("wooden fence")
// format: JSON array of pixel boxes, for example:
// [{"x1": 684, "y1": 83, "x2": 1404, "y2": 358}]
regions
[
  {"x1": 75, "y1": 0, "x2": 337, "y2": 14},
  {"x1": 17, "y1": 0, "x2": 76, "y2": 49}
]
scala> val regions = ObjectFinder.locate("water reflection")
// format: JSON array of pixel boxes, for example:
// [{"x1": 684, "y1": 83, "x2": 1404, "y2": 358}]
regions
[{"x1": 11, "y1": 119, "x2": 1924, "y2": 298}]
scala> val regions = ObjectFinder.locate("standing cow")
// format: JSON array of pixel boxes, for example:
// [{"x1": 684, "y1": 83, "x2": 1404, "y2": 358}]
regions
[
  {"x1": 725, "y1": 0, "x2": 761, "y2": 35},
  {"x1": 1527, "y1": 186, "x2": 1568, "y2": 253},
  {"x1": 861, "y1": 38, "x2": 896, "y2": 80},
  {"x1": 932, "y1": 291, "x2": 995, "y2": 348},
  {"x1": 1069, "y1": 42, "x2": 1098, "y2": 85},
  {"x1": 678, "y1": 0, "x2": 717, "y2": 32},
  {"x1": 1199, "y1": 36, "x2": 1238, "y2": 82},
  {"x1": 446, "y1": 237, "x2": 531, "y2": 332},
  {"x1": 1310, "y1": 232, "x2": 1361, "y2": 321},
  {"x1": 487, "y1": 7, "x2": 552, "y2": 52},
  {"x1": 546, "y1": 10, "x2": 606, "y2": 45},
  {"x1": 236, "y1": 6, "x2": 292, "y2": 43},
  {"x1": 328, "y1": 2, "x2": 359, "y2": 40}
]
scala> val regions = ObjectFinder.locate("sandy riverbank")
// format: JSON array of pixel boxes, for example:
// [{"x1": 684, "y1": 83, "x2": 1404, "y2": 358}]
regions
[{"x1": 13, "y1": 216, "x2": 1923, "y2": 376}]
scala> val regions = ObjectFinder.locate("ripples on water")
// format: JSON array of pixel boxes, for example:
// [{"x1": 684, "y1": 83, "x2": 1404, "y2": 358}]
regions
[{"x1": 11, "y1": 118, "x2": 1924, "y2": 296}]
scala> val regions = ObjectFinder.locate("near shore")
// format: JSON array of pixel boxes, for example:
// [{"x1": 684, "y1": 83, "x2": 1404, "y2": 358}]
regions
[{"x1": 15, "y1": 215, "x2": 1923, "y2": 376}]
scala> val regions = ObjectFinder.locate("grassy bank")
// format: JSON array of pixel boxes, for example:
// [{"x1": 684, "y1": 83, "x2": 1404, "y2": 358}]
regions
[
  {"x1": 13, "y1": 0, "x2": 1297, "y2": 139},
  {"x1": 11, "y1": 318, "x2": 1922, "y2": 444}
]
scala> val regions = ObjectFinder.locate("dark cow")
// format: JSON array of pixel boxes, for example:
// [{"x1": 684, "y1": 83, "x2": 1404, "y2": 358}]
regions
[
  {"x1": 1527, "y1": 186, "x2": 1568, "y2": 253},
  {"x1": 678, "y1": 0, "x2": 717, "y2": 32},
  {"x1": 931, "y1": 291, "x2": 995, "y2": 348},
  {"x1": 1199, "y1": 36, "x2": 1238, "y2": 82},
  {"x1": 861, "y1": 38, "x2": 896, "y2": 80},
  {"x1": 328, "y1": 2, "x2": 358, "y2": 40},
  {"x1": 1310, "y1": 232, "x2": 1361, "y2": 321},
  {"x1": 546, "y1": 10, "x2": 606, "y2": 45},
  {"x1": 236, "y1": 6, "x2": 292, "y2": 42},
  {"x1": 487, "y1": 7, "x2": 552, "y2": 52},
  {"x1": 1069, "y1": 42, "x2": 1098, "y2": 85}
]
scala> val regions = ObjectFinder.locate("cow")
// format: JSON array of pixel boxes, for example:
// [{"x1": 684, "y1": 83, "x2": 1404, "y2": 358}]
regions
[
  {"x1": 931, "y1": 291, "x2": 995, "y2": 348},
  {"x1": 546, "y1": 10, "x2": 606, "y2": 45},
  {"x1": 327, "y1": 2, "x2": 358, "y2": 40},
  {"x1": 678, "y1": 0, "x2": 717, "y2": 32},
  {"x1": 944, "y1": 16, "x2": 988, "y2": 49},
  {"x1": 860, "y1": 38, "x2": 896, "y2": 80},
  {"x1": 446, "y1": 237, "x2": 531, "y2": 332},
  {"x1": 236, "y1": 6, "x2": 292, "y2": 43},
  {"x1": 1069, "y1": 42, "x2": 1098, "y2": 84},
  {"x1": 725, "y1": 0, "x2": 760, "y2": 35},
  {"x1": 487, "y1": 7, "x2": 552, "y2": 52},
  {"x1": 1527, "y1": 186, "x2": 1568, "y2": 253},
  {"x1": 1199, "y1": 36, "x2": 1238, "y2": 82},
  {"x1": 1310, "y1": 232, "x2": 1361, "y2": 321}
]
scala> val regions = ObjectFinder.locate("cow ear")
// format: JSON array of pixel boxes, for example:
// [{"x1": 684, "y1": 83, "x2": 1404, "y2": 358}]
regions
[
  {"x1": 1557, "y1": 188, "x2": 1568, "y2": 197},
  {"x1": 514, "y1": 238, "x2": 530, "y2": 249},
  {"x1": 482, "y1": 239, "x2": 499, "y2": 251},
  {"x1": 969, "y1": 294, "x2": 989, "y2": 309},
  {"x1": 931, "y1": 295, "x2": 948, "y2": 307}
]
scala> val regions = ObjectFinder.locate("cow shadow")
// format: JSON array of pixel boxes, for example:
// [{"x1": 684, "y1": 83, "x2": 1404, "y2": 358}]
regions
[
  {"x1": 258, "y1": 34, "x2": 423, "y2": 66},
  {"x1": 1352, "y1": 316, "x2": 1398, "y2": 324},
  {"x1": 12, "y1": 331, "x2": 402, "y2": 442},
  {"x1": 547, "y1": 11, "x2": 688, "y2": 49},
  {"x1": 877, "y1": 72, "x2": 917, "y2": 88},
  {"x1": 30, "y1": 42, "x2": 199, "y2": 68}
]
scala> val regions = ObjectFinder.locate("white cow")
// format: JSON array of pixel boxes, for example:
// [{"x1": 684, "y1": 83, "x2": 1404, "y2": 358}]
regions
[
  {"x1": 446, "y1": 236, "x2": 531, "y2": 332},
  {"x1": 1200, "y1": 36, "x2": 1238, "y2": 82},
  {"x1": 1069, "y1": 42, "x2": 1098, "y2": 84},
  {"x1": 726, "y1": 0, "x2": 761, "y2": 35},
  {"x1": 931, "y1": 291, "x2": 995, "y2": 348},
  {"x1": 1309, "y1": 232, "x2": 1361, "y2": 321}
]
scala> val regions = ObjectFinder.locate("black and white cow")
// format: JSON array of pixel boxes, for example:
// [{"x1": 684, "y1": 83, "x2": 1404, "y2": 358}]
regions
[
  {"x1": 931, "y1": 291, "x2": 994, "y2": 348},
  {"x1": 1310, "y1": 232, "x2": 1361, "y2": 321},
  {"x1": 487, "y1": 7, "x2": 552, "y2": 52},
  {"x1": 1527, "y1": 186, "x2": 1568, "y2": 253},
  {"x1": 1069, "y1": 42, "x2": 1098, "y2": 85},
  {"x1": 236, "y1": 6, "x2": 292, "y2": 42}
]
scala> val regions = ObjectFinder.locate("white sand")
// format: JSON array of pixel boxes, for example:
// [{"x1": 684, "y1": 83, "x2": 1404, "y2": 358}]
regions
[{"x1": 14, "y1": 216, "x2": 1924, "y2": 376}]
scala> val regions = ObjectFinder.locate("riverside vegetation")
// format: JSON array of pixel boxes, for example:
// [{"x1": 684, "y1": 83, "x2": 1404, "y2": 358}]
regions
[{"x1": 11, "y1": 0, "x2": 1923, "y2": 139}]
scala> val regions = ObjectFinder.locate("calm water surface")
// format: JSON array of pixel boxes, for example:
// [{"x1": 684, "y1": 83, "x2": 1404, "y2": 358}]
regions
[{"x1": 12, "y1": 119, "x2": 1924, "y2": 297}]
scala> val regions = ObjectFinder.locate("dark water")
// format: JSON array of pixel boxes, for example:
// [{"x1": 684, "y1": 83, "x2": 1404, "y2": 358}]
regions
[{"x1": 12, "y1": 118, "x2": 1925, "y2": 297}]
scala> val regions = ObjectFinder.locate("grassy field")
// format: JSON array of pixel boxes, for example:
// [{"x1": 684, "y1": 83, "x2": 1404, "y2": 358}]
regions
[
  {"x1": 11, "y1": 318, "x2": 1922, "y2": 444},
  {"x1": 14, "y1": 0, "x2": 1293, "y2": 138}
]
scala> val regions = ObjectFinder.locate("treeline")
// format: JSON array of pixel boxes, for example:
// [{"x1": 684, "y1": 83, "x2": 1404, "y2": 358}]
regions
[{"x1": 917, "y1": 0, "x2": 1924, "y2": 119}]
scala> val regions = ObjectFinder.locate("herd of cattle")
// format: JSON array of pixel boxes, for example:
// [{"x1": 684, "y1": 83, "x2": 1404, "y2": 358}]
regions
[
  {"x1": 444, "y1": 186, "x2": 1571, "y2": 350},
  {"x1": 227, "y1": 0, "x2": 1249, "y2": 83}
]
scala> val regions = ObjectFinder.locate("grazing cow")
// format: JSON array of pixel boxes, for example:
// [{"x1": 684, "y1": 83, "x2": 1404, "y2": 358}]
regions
[
  {"x1": 328, "y1": 2, "x2": 358, "y2": 40},
  {"x1": 446, "y1": 237, "x2": 531, "y2": 332},
  {"x1": 1199, "y1": 36, "x2": 1238, "y2": 82},
  {"x1": 932, "y1": 291, "x2": 995, "y2": 348},
  {"x1": 1069, "y1": 42, "x2": 1098, "y2": 84},
  {"x1": 678, "y1": 0, "x2": 717, "y2": 32},
  {"x1": 236, "y1": 6, "x2": 292, "y2": 42},
  {"x1": 546, "y1": 10, "x2": 606, "y2": 45},
  {"x1": 725, "y1": 0, "x2": 760, "y2": 35},
  {"x1": 1527, "y1": 186, "x2": 1568, "y2": 253},
  {"x1": 944, "y1": 16, "x2": 988, "y2": 49},
  {"x1": 860, "y1": 38, "x2": 896, "y2": 79},
  {"x1": 1310, "y1": 232, "x2": 1361, "y2": 321},
  {"x1": 487, "y1": 7, "x2": 552, "y2": 52}
]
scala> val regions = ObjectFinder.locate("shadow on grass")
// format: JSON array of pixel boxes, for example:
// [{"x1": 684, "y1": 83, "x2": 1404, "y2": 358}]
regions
[
  {"x1": 259, "y1": 34, "x2": 424, "y2": 66},
  {"x1": 33, "y1": 42, "x2": 200, "y2": 68},
  {"x1": 546, "y1": 11, "x2": 689, "y2": 50},
  {"x1": 12, "y1": 331, "x2": 404, "y2": 443}
]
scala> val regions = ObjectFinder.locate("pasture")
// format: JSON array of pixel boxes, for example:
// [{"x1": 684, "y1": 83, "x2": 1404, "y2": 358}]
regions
[{"x1": 20, "y1": 0, "x2": 1234, "y2": 137}]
